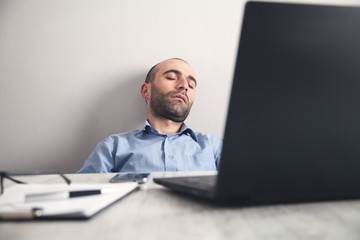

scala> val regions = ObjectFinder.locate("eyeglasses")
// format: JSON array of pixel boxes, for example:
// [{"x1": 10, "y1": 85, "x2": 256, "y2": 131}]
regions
[{"x1": 0, "y1": 171, "x2": 71, "y2": 195}]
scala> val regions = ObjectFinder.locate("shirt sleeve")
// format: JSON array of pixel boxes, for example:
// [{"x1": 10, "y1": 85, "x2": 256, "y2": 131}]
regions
[
  {"x1": 77, "y1": 137, "x2": 116, "y2": 173},
  {"x1": 212, "y1": 136, "x2": 223, "y2": 170}
]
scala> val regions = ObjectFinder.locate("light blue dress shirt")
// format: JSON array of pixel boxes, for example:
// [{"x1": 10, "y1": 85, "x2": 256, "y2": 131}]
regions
[{"x1": 77, "y1": 121, "x2": 223, "y2": 173}]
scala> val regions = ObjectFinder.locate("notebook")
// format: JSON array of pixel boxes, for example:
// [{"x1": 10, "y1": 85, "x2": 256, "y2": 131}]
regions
[
  {"x1": 0, "y1": 183, "x2": 139, "y2": 220},
  {"x1": 153, "y1": 1, "x2": 360, "y2": 205}
]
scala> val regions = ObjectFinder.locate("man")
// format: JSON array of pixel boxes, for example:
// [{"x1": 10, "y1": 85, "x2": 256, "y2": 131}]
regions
[{"x1": 77, "y1": 58, "x2": 222, "y2": 173}]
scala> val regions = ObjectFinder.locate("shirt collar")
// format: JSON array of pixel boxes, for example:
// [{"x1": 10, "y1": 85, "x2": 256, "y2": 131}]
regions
[{"x1": 141, "y1": 120, "x2": 198, "y2": 142}]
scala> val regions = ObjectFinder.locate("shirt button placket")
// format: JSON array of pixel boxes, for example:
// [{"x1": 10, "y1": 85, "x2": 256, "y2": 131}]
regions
[{"x1": 164, "y1": 136, "x2": 176, "y2": 171}]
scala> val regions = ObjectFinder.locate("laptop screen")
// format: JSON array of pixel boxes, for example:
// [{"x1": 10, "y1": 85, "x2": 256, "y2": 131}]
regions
[{"x1": 218, "y1": 1, "x2": 360, "y2": 201}]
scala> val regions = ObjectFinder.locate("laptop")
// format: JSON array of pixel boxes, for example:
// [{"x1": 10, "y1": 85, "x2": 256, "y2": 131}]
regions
[{"x1": 153, "y1": 1, "x2": 360, "y2": 205}]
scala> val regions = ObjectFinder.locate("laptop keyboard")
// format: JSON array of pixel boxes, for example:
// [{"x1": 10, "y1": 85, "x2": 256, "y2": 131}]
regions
[{"x1": 177, "y1": 175, "x2": 217, "y2": 190}]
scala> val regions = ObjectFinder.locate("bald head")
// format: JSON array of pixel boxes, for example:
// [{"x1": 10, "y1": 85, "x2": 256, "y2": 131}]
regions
[{"x1": 145, "y1": 58, "x2": 189, "y2": 84}]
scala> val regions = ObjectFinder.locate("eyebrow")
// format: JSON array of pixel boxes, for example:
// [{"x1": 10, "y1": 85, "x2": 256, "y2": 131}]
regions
[{"x1": 162, "y1": 69, "x2": 197, "y2": 86}]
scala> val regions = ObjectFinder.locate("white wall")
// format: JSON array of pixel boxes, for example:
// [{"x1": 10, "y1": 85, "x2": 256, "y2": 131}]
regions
[
  {"x1": 0, "y1": 0, "x2": 244, "y2": 173},
  {"x1": 1, "y1": 0, "x2": 358, "y2": 173}
]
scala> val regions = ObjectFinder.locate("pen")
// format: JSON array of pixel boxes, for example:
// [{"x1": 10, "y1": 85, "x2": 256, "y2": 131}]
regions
[
  {"x1": 0, "y1": 204, "x2": 43, "y2": 220},
  {"x1": 25, "y1": 189, "x2": 117, "y2": 202}
]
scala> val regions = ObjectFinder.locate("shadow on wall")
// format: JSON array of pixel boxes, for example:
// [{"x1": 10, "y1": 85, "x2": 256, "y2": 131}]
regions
[
  {"x1": 54, "y1": 73, "x2": 148, "y2": 173},
  {"x1": 85, "y1": 73, "x2": 148, "y2": 139}
]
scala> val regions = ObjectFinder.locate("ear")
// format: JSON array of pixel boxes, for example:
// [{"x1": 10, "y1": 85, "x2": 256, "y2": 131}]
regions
[{"x1": 141, "y1": 83, "x2": 150, "y2": 103}]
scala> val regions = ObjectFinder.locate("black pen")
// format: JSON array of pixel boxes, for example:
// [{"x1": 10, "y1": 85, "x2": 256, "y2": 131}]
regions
[{"x1": 25, "y1": 189, "x2": 118, "y2": 202}]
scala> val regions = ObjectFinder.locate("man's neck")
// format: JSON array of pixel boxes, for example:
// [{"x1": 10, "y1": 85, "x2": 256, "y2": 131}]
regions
[{"x1": 147, "y1": 116, "x2": 183, "y2": 135}]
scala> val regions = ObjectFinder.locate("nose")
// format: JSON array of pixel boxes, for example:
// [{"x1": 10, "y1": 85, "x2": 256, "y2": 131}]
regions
[{"x1": 176, "y1": 76, "x2": 189, "y2": 92}]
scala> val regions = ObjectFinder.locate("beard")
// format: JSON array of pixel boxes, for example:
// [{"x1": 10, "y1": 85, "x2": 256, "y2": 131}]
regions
[{"x1": 149, "y1": 83, "x2": 193, "y2": 123}]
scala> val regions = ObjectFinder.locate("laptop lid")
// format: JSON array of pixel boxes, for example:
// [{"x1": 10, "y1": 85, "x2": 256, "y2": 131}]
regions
[{"x1": 216, "y1": 1, "x2": 360, "y2": 204}]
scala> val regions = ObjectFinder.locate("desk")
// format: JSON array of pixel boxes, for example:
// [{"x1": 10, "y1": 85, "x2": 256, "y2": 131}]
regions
[{"x1": 1, "y1": 172, "x2": 360, "y2": 240}]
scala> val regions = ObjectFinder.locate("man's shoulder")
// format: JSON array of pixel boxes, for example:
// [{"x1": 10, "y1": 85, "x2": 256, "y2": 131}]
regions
[
  {"x1": 102, "y1": 129, "x2": 143, "y2": 142},
  {"x1": 192, "y1": 131, "x2": 222, "y2": 142},
  {"x1": 191, "y1": 132, "x2": 223, "y2": 155}
]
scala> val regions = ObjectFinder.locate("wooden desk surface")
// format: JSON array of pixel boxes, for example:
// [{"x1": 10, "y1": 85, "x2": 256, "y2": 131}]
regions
[{"x1": 1, "y1": 172, "x2": 360, "y2": 240}]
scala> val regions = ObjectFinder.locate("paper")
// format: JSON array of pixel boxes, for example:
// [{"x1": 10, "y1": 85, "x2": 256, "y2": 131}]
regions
[{"x1": 0, "y1": 183, "x2": 139, "y2": 220}]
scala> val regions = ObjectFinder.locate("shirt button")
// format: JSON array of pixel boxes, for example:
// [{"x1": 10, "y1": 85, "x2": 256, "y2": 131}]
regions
[{"x1": 168, "y1": 155, "x2": 174, "y2": 160}]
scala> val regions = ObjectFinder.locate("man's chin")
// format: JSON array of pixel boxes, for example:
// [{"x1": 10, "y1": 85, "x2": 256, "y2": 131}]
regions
[{"x1": 164, "y1": 109, "x2": 190, "y2": 123}]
